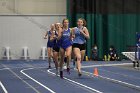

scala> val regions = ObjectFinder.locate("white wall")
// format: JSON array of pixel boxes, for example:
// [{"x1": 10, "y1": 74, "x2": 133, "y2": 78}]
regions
[
  {"x1": 0, "y1": 0, "x2": 66, "y2": 59},
  {"x1": 0, "y1": 15, "x2": 66, "y2": 59},
  {"x1": 0, "y1": 0, "x2": 66, "y2": 15}
]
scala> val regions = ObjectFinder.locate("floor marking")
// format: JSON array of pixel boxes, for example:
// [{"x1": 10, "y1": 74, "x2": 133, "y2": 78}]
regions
[
  {"x1": 81, "y1": 70, "x2": 140, "y2": 91},
  {"x1": 1, "y1": 64, "x2": 40, "y2": 93},
  {"x1": 1, "y1": 66, "x2": 47, "y2": 69},
  {"x1": 38, "y1": 69, "x2": 94, "y2": 93},
  {"x1": 97, "y1": 68, "x2": 140, "y2": 80},
  {"x1": 48, "y1": 68, "x2": 103, "y2": 93},
  {"x1": 19, "y1": 62, "x2": 96, "y2": 93},
  {"x1": 82, "y1": 63, "x2": 132, "y2": 68},
  {"x1": 20, "y1": 68, "x2": 56, "y2": 93},
  {"x1": 0, "y1": 68, "x2": 10, "y2": 70},
  {"x1": 0, "y1": 81, "x2": 8, "y2": 93}
]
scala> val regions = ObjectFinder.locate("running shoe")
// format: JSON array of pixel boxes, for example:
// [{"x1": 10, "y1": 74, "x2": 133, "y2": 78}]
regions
[
  {"x1": 67, "y1": 68, "x2": 70, "y2": 74},
  {"x1": 78, "y1": 72, "x2": 82, "y2": 77},
  {"x1": 60, "y1": 71, "x2": 63, "y2": 79},
  {"x1": 47, "y1": 66, "x2": 51, "y2": 69}
]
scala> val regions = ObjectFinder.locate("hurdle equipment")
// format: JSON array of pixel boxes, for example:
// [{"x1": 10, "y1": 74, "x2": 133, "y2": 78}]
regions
[
  {"x1": 122, "y1": 52, "x2": 135, "y2": 61},
  {"x1": 122, "y1": 52, "x2": 140, "y2": 68}
]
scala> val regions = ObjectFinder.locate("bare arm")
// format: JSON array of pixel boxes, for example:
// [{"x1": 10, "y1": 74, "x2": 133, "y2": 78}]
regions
[
  {"x1": 70, "y1": 28, "x2": 75, "y2": 40},
  {"x1": 57, "y1": 27, "x2": 63, "y2": 40},
  {"x1": 80, "y1": 27, "x2": 90, "y2": 39},
  {"x1": 44, "y1": 32, "x2": 48, "y2": 39}
]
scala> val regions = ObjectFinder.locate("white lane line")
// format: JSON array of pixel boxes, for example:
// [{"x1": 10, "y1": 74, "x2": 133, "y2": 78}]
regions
[
  {"x1": 48, "y1": 69, "x2": 103, "y2": 93},
  {"x1": 0, "y1": 81, "x2": 8, "y2": 93},
  {"x1": 97, "y1": 68, "x2": 140, "y2": 80},
  {"x1": 82, "y1": 63, "x2": 132, "y2": 68},
  {"x1": 1, "y1": 64, "x2": 40, "y2": 93},
  {"x1": 20, "y1": 68, "x2": 56, "y2": 93},
  {"x1": 0, "y1": 68, "x2": 10, "y2": 71},
  {"x1": 81, "y1": 70, "x2": 140, "y2": 91},
  {"x1": 1, "y1": 66, "x2": 47, "y2": 70}
]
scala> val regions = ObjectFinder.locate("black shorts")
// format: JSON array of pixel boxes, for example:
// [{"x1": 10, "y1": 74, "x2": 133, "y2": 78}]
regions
[
  {"x1": 72, "y1": 43, "x2": 86, "y2": 51},
  {"x1": 53, "y1": 47, "x2": 60, "y2": 52}
]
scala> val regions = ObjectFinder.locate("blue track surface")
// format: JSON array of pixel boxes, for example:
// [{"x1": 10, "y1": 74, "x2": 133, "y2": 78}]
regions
[{"x1": 0, "y1": 60, "x2": 140, "y2": 93}]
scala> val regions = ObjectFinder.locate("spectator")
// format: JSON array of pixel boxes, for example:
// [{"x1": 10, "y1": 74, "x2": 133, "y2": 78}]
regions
[
  {"x1": 108, "y1": 46, "x2": 119, "y2": 61},
  {"x1": 90, "y1": 45, "x2": 98, "y2": 61}
]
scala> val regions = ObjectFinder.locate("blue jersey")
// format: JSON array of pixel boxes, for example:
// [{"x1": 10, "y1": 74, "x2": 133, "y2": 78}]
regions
[
  {"x1": 60, "y1": 28, "x2": 72, "y2": 49},
  {"x1": 73, "y1": 27, "x2": 86, "y2": 44},
  {"x1": 47, "y1": 31, "x2": 54, "y2": 48},
  {"x1": 53, "y1": 31, "x2": 60, "y2": 48}
]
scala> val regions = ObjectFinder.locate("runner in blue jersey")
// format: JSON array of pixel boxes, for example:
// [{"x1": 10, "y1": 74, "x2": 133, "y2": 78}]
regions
[
  {"x1": 44, "y1": 24, "x2": 55, "y2": 69},
  {"x1": 58, "y1": 19, "x2": 73, "y2": 78},
  {"x1": 72, "y1": 18, "x2": 90, "y2": 76},
  {"x1": 50, "y1": 23, "x2": 61, "y2": 75}
]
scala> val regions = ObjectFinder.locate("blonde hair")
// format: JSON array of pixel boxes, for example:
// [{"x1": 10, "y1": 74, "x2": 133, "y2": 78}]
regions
[{"x1": 55, "y1": 23, "x2": 62, "y2": 30}]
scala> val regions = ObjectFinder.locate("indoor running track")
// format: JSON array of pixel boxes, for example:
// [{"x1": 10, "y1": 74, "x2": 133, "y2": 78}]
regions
[{"x1": 0, "y1": 60, "x2": 140, "y2": 93}]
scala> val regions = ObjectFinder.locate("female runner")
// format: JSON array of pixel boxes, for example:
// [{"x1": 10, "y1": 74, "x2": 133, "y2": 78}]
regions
[
  {"x1": 72, "y1": 18, "x2": 90, "y2": 76},
  {"x1": 58, "y1": 19, "x2": 73, "y2": 78},
  {"x1": 44, "y1": 24, "x2": 55, "y2": 68},
  {"x1": 50, "y1": 23, "x2": 61, "y2": 75}
]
